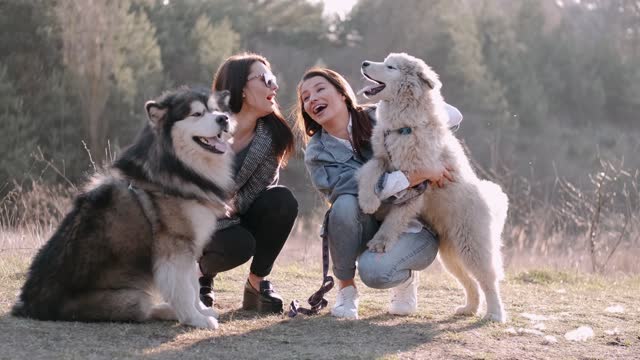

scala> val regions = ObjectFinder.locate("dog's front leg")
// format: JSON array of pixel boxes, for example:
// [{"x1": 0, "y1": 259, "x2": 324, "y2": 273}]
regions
[
  {"x1": 153, "y1": 252, "x2": 218, "y2": 329},
  {"x1": 357, "y1": 157, "x2": 387, "y2": 214},
  {"x1": 367, "y1": 197, "x2": 422, "y2": 252}
]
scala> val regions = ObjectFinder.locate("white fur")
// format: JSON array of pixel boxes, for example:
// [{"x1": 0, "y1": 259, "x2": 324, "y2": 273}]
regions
[
  {"x1": 154, "y1": 254, "x2": 218, "y2": 329},
  {"x1": 357, "y1": 53, "x2": 509, "y2": 322},
  {"x1": 148, "y1": 96, "x2": 231, "y2": 329},
  {"x1": 183, "y1": 201, "x2": 221, "y2": 319}
]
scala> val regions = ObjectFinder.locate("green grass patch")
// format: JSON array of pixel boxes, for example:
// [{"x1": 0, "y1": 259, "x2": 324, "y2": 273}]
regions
[{"x1": 512, "y1": 268, "x2": 579, "y2": 285}]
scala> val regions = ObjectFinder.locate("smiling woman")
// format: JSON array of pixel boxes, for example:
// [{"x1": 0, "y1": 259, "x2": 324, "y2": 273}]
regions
[
  {"x1": 198, "y1": 53, "x2": 298, "y2": 315},
  {"x1": 296, "y1": 67, "x2": 372, "y2": 157}
]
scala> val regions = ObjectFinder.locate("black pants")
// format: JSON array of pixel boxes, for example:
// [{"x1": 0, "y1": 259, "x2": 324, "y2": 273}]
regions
[{"x1": 199, "y1": 186, "x2": 298, "y2": 277}]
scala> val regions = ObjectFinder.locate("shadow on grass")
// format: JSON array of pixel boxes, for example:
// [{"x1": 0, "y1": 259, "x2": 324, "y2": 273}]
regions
[
  {"x1": 145, "y1": 309, "x2": 493, "y2": 359},
  {"x1": 0, "y1": 312, "x2": 186, "y2": 359},
  {"x1": 0, "y1": 307, "x2": 493, "y2": 359}
]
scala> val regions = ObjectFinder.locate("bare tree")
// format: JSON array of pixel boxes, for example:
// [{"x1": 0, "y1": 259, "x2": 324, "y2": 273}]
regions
[
  {"x1": 56, "y1": 0, "x2": 119, "y2": 161},
  {"x1": 55, "y1": 0, "x2": 161, "y2": 163}
]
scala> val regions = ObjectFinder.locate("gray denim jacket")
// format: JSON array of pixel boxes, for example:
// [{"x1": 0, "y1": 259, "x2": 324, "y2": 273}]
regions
[{"x1": 304, "y1": 123, "x2": 373, "y2": 204}]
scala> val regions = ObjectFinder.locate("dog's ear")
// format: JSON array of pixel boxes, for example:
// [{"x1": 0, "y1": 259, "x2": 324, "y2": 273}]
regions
[
  {"x1": 145, "y1": 101, "x2": 167, "y2": 128},
  {"x1": 215, "y1": 90, "x2": 231, "y2": 113},
  {"x1": 418, "y1": 71, "x2": 435, "y2": 90}
]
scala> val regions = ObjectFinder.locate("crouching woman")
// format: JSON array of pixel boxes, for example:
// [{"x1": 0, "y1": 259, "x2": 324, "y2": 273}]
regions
[{"x1": 296, "y1": 67, "x2": 462, "y2": 319}]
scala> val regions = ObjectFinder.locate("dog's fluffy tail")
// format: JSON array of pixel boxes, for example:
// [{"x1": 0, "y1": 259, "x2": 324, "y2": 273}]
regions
[{"x1": 479, "y1": 180, "x2": 509, "y2": 280}]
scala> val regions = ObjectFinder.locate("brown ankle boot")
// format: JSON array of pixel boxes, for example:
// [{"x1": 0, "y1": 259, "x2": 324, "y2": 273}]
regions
[{"x1": 242, "y1": 280, "x2": 283, "y2": 313}]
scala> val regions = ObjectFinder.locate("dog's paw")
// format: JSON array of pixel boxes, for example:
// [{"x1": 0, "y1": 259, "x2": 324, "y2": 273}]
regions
[
  {"x1": 366, "y1": 233, "x2": 389, "y2": 253},
  {"x1": 198, "y1": 305, "x2": 219, "y2": 319},
  {"x1": 203, "y1": 316, "x2": 219, "y2": 329},
  {"x1": 359, "y1": 194, "x2": 381, "y2": 214},
  {"x1": 183, "y1": 314, "x2": 219, "y2": 329},
  {"x1": 483, "y1": 311, "x2": 507, "y2": 323},
  {"x1": 367, "y1": 240, "x2": 386, "y2": 253},
  {"x1": 454, "y1": 305, "x2": 478, "y2": 317}
]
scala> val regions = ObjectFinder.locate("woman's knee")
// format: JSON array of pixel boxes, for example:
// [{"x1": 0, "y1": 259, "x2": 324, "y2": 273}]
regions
[
  {"x1": 357, "y1": 229, "x2": 440, "y2": 289},
  {"x1": 199, "y1": 227, "x2": 255, "y2": 274},
  {"x1": 358, "y1": 254, "x2": 395, "y2": 289},
  {"x1": 254, "y1": 186, "x2": 298, "y2": 220}
]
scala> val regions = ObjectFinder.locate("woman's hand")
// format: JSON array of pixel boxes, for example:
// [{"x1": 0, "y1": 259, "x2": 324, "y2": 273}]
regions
[{"x1": 406, "y1": 165, "x2": 454, "y2": 188}]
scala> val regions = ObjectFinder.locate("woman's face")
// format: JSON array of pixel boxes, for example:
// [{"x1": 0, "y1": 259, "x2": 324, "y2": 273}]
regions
[
  {"x1": 300, "y1": 76, "x2": 348, "y2": 127},
  {"x1": 242, "y1": 61, "x2": 279, "y2": 117}
]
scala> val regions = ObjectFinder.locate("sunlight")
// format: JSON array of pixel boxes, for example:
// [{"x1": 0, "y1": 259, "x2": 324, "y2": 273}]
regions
[{"x1": 316, "y1": 0, "x2": 357, "y2": 18}]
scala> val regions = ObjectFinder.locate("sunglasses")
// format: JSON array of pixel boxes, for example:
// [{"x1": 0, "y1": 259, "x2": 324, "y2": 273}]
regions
[{"x1": 247, "y1": 71, "x2": 278, "y2": 89}]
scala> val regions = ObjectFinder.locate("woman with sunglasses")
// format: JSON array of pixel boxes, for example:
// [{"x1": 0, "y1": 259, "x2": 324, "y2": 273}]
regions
[
  {"x1": 296, "y1": 67, "x2": 462, "y2": 319},
  {"x1": 198, "y1": 53, "x2": 297, "y2": 314}
]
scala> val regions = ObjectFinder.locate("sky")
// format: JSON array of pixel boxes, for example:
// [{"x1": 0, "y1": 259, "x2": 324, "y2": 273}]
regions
[
  {"x1": 317, "y1": 0, "x2": 358, "y2": 18},
  {"x1": 161, "y1": 0, "x2": 358, "y2": 18}
]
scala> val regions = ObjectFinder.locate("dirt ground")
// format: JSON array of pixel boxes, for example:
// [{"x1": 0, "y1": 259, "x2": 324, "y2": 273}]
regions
[{"x1": 1, "y1": 253, "x2": 638, "y2": 360}]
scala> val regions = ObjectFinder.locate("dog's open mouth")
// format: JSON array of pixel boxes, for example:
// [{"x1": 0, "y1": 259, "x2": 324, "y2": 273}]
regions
[
  {"x1": 193, "y1": 133, "x2": 228, "y2": 154},
  {"x1": 359, "y1": 73, "x2": 386, "y2": 97}
]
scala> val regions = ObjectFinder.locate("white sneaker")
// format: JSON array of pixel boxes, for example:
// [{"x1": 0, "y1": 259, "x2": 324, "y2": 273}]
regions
[
  {"x1": 389, "y1": 271, "x2": 418, "y2": 315},
  {"x1": 331, "y1": 285, "x2": 359, "y2": 319}
]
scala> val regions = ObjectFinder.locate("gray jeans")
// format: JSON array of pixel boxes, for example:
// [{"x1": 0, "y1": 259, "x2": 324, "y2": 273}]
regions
[{"x1": 327, "y1": 194, "x2": 439, "y2": 289}]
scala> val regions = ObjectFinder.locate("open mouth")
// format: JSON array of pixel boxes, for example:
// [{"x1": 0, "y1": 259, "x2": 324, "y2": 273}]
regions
[
  {"x1": 359, "y1": 72, "x2": 386, "y2": 97},
  {"x1": 266, "y1": 94, "x2": 276, "y2": 102},
  {"x1": 313, "y1": 104, "x2": 328, "y2": 116},
  {"x1": 193, "y1": 133, "x2": 228, "y2": 154}
]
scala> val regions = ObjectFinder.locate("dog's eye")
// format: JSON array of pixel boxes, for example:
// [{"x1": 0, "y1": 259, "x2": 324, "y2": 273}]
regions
[
  {"x1": 387, "y1": 65, "x2": 396, "y2": 70},
  {"x1": 191, "y1": 112, "x2": 203, "y2": 117}
]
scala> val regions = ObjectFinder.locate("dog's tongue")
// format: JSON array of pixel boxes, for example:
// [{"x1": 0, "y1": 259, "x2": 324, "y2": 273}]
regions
[
  {"x1": 208, "y1": 137, "x2": 228, "y2": 153},
  {"x1": 357, "y1": 84, "x2": 376, "y2": 96}
]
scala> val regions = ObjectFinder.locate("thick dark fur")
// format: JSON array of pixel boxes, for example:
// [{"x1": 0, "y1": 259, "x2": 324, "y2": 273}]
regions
[
  {"x1": 12, "y1": 181, "x2": 155, "y2": 321},
  {"x1": 12, "y1": 87, "x2": 234, "y2": 329}
]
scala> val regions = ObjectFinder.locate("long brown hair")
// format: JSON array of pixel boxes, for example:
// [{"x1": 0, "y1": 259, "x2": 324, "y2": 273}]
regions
[
  {"x1": 295, "y1": 67, "x2": 372, "y2": 157},
  {"x1": 212, "y1": 53, "x2": 294, "y2": 166}
]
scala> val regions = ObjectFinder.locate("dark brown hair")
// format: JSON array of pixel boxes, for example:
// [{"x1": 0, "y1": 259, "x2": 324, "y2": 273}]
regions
[
  {"x1": 212, "y1": 53, "x2": 294, "y2": 166},
  {"x1": 295, "y1": 67, "x2": 372, "y2": 157}
]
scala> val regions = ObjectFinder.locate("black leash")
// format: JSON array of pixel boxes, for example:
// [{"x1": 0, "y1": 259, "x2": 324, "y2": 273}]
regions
[{"x1": 288, "y1": 209, "x2": 335, "y2": 317}]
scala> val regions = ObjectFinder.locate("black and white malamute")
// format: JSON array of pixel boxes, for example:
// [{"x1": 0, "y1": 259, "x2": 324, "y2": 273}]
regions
[{"x1": 12, "y1": 87, "x2": 234, "y2": 329}]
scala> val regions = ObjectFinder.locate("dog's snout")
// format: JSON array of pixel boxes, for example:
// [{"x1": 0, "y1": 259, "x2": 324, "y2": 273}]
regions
[
  {"x1": 362, "y1": 61, "x2": 370, "y2": 68},
  {"x1": 215, "y1": 114, "x2": 228, "y2": 127}
]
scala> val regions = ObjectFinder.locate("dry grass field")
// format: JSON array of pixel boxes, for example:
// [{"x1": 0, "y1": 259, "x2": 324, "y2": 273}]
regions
[
  {"x1": 1, "y1": 244, "x2": 639, "y2": 359},
  {"x1": 1, "y1": 170, "x2": 639, "y2": 359}
]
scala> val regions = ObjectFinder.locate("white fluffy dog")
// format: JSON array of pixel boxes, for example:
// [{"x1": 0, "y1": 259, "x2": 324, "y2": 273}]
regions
[{"x1": 357, "y1": 53, "x2": 509, "y2": 322}]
